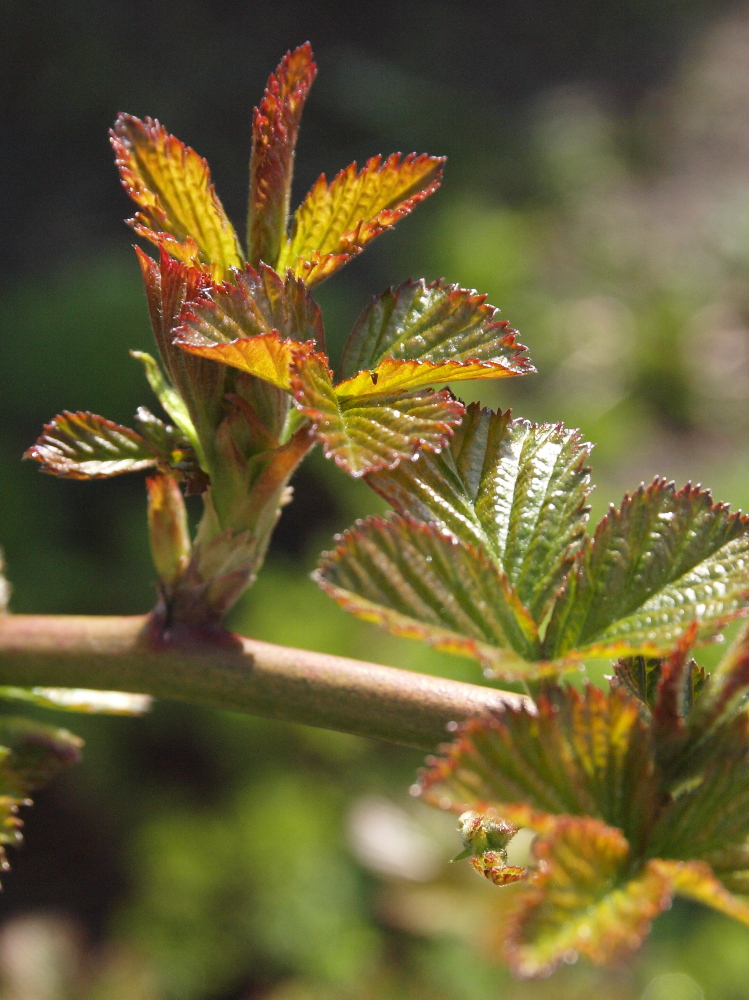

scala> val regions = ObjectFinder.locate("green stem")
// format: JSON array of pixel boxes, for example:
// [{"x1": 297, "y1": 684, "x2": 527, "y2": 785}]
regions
[{"x1": 0, "y1": 615, "x2": 528, "y2": 750}]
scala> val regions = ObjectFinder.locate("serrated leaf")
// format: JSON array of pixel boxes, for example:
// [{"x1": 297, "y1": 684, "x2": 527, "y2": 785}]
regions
[
  {"x1": 248, "y1": 43, "x2": 317, "y2": 268},
  {"x1": 369, "y1": 404, "x2": 592, "y2": 624},
  {"x1": 24, "y1": 412, "x2": 159, "y2": 479},
  {"x1": 0, "y1": 717, "x2": 82, "y2": 798},
  {"x1": 174, "y1": 262, "x2": 323, "y2": 389},
  {"x1": 650, "y1": 859, "x2": 749, "y2": 928},
  {"x1": 111, "y1": 115, "x2": 243, "y2": 277},
  {"x1": 503, "y1": 817, "x2": 672, "y2": 977},
  {"x1": 544, "y1": 480, "x2": 749, "y2": 661},
  {"x1": 137, "y1": 246, "x2": 224, "y2": 454},
  {"x1": 338, "y1": 278, "x2": 532, "y2": 388},
  {"x1": 316, "y1": 513, "x2": 541, "y2": 666},
  {"x1": 0, "y1": 687, "x2": 151, "y2": 715},
  {"x1": 417, "y1": 685, "x2": 656, "y2": 844},
  {"x1": 276, "y1": 153, "x2": 444, "y2": 285},
  {"x1": 293, "y1": 353, "x2": 463, "y2": 477}
]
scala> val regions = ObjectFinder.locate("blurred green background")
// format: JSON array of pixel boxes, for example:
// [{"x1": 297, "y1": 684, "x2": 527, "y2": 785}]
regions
[{"x1": 5, "y1": 1, "x2": 749, "y2": 996}]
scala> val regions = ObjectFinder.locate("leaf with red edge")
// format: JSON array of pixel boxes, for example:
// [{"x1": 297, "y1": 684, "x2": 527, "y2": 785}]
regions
[
  {"x1": 174, "y1": 262, "x2": 323, "y2": 390},
  {"x1": 276, "y1": 153, "x2": 444, "y2": 286},
  {"x1": 111, "y1": 115, "x2": 243, "y2": 277},
  {"x1": 416, "y1": 684, "x2": 657, "y2": 845},
  {"x1": 338, "y1": 278, "x2": 532, "y2": 390},
  {"x1": 543, "y1": 480, "x2": 749, "y2": 661},
  {"x1": 293, "y1": 352, "x2": 463, "y2": 477},
  {"x1": 24, "y1": 412, "x2": 161, "y2": 479},
  {"x1": 316, "y1": 513, "x2": 542, "y2": 666},
  {"x1": 503, "y1": 817, "x2": 672, "y2": 978},
  {"x1": 652, "y1": 859, "x2": 749, "y2": 926},
  {"x1": 369, "y1": 404, "x2": 592, "y2": 626},
  {"x1": 248, "y1": 43, "x2": 317, "y2": 268}
]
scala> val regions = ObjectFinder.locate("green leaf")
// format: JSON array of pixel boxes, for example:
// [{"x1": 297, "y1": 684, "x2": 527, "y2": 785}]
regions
[
  {"x1": 247, "y1": 44, "x2": 317, "y2": 269},
  {"x1": 111, "y1": 114, "x2": 243, "y2": 277},
  {"x1": 0, "y1": 687, "x2": 151, "y2": 715},
  {"x1": 276, "y1": 153, "x2": 445, "y2": 285},
  {"x1": 130, "y1": 350, "x2": 199, "y2": 449},
  {"x1": 503, "y1": 817, "x2": 673, "y2": 977},
  {"x1": 339, "y1": 279, "x2": 532, "y2": 387},
  {"x1": 369, "y1": 404, "x2": 592, "y2": 623},
  {"x1": 544, "y1": 480, "x2": 749, "y2": 660},
  {"x1": 416, "y1": 684, "x2": 656, "y2": 845},
  {"x1": 293, "y1": 353, "x2": 464, "y2": 477},
  {"x1": 316, "y1": 513, "x2": 541, "y2": 666},
  {"x1": 0, "y1": 717, "x2": 82, "y2": 798},
  {"x1": 24, "y1": 411, "x2": 160, "y2": 479}
]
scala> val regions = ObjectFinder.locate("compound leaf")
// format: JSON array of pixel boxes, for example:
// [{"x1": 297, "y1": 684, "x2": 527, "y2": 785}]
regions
[
  {"x1": 174, "y1": 262, "x2": 323, "y2": 389},
  {"x1": 339, "y1": 279, "x2": 531, "y2": 387},
  {"x1": 293, "y1": 353, "x2": 463, "y2": 477},
  {"x1": 111, "y1": 115, "x2": 243, "y2": 277},
  {"x1": 370, "y1": 404, "x2": 592, "y2": 623},
  {"x1": 316, "y1": 513, "x2": 541, "y2": 665},
  {"x1": 276, "y1": 153, "x2": 444, "y2": 285},
  {"x1": 503, "y1": 817, "x2": 671, "y2": 978},
  {"x1": 248, "y1": 43, "x2": 317, "y2": 268},
  {"x1": 544, "y1": 481, "x2": 749, "y2": 660},
  {"x1": 416, "y1": 684, "x2": 656, "y2": 843},
  {"x1": 24, "y1": 412, "x2": 160, "y2": 479}
]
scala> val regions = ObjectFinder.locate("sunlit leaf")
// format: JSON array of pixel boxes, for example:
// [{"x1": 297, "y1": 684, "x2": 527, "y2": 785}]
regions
[
  {"x1": 111, "y1": 115, "x2": 243, "y2": 277},
  {"x1": 316, "y1": 513, "x2": 541, "y2": 665},
  {"x1": 370, "y1": 404, "x2": 592, "y2": 623},
  {"x1": 248, "y1": 43, "x2": 317, "y2": 268},
  {"x1": 130, "y1": 349, "x2": 198, "y2": 447},
  {"x1": 417, "y1": 684, "x2": 656, "y2": 844},
  {"x1": 24, "y1": 412, "x2": 159, "y2": 479},
  {"x1": 544, "y1": 480, "x2": 749, "y2": 660},
  {"x1": 293, "y1": 353, "x2": 463, "y2": 476},
  {"x1": 338, "y1": 279, "x2": 532, "y2": 389},
  {"x1": 503, "y1": 817, "x2": 671, "y2": 978},
  {"x1": 650, "y1": 859, "x2": 749, "y2": 928},
  {"x1": 0, "y1": 687, "x2": 152, "y2": 715},
  {"x1": 276, "y1": 153, "x2": 444, "y2": 285},
  {"x1": 174, "y1": 262, "x2": 323, "y2": 390},
  {"x1": 136, "y1": 246, "x2": 223, "y2": 456}
]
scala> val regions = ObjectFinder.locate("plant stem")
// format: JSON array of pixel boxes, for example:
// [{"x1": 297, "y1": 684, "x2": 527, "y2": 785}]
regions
[{"x1": 0, "y1": 615, "x2": 528, "y2": 750}]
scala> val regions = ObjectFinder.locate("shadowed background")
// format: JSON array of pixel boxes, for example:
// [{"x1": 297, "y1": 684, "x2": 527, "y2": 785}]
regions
[{"x1": 3, "y1": 2, "x2": 749, "y2": 997}]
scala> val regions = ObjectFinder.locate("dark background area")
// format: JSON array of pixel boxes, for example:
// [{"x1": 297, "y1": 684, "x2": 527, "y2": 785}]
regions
[{"x1": 3, "y1": 2, "x2": 749, "y2": 998}]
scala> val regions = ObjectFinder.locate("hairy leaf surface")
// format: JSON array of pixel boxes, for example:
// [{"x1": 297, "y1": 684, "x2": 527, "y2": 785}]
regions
[
  {"x1": 544, "y1": 481, "x2": 749, "y2": 660},
  {"x1": 24, "y1": 412, "x2": 160, "y2": 478},
  {"x1": 339, "y1": 279, "x2": 531, "y2": 385},
  {"x1": 276, "y1": 153, "x2": 444, "y2": 285},
  {"x1": 504, "y1": 818, "x2": 670, "y2": 977},
  {"x1": 293, "y1": 354, "x2": 463, "y2": 476},
  {"x1": 248, "y1": 43, "x2": 317, "y2": 268},
  {"x1": 370, "y1": 404, "x2": 592, "y2": 622},
  {"x1": 111, "y1": 115, "x2": 243, "y2": 276},
  {"x1": 417, "y1": 685, "x2": 656, "y2": 843},
  {"x1": 316, "y1": 514, "x2": 541, "y2": 664}
]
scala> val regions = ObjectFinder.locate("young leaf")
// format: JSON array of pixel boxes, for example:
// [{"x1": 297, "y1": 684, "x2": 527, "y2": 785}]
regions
[
  {"x1": 136, "y1": 246, "x2": 224, "y2": 454},
  {"x1": 293, "y1": 354, "x2": 464, "y2": 477},
  {"x1": 276, "y1": 153, "x2": 445, "y2": 285},
  {"x1": 24, "y1": 412, "x2": 160, "y2": 479},
  {"x1": 543, "y1": 481, "x2": 749, "y2": 660},
  {"x1": 338, "y1": 279, "x2": 532, "y2": 387},
  {"x1": 503, "y1": 817, "x2": 671, "y2": 978},
  {"x1": 369, "y1": 404, "x2": 592, "y2": 623},
  {"x1": 416, "y1": 684, "x2": 656, "y2": 844},
  {"x1": 111, "y1": 115, "x2": 243, "y2": 277},
  {"x1": 174, "y1": 262, "x2": 324, "y2": 389},
  {"x1": 0, "y1": 688, "x2": 151, "y2": 715},
  {"x1": 248, "y1": 43, "x2": 317, "y2": 269},
  {"x1": 316, "y1": 514, "x2": 541, "y2": 665}
]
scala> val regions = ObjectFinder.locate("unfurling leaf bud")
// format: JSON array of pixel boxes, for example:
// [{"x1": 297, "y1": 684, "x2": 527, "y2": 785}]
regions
[
  {"x1": 146, "y1": 473, "x2": 191, "y2": 587},
  {"x1": 452, "y1": 811, "x2": 527, "y2": 886}
]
